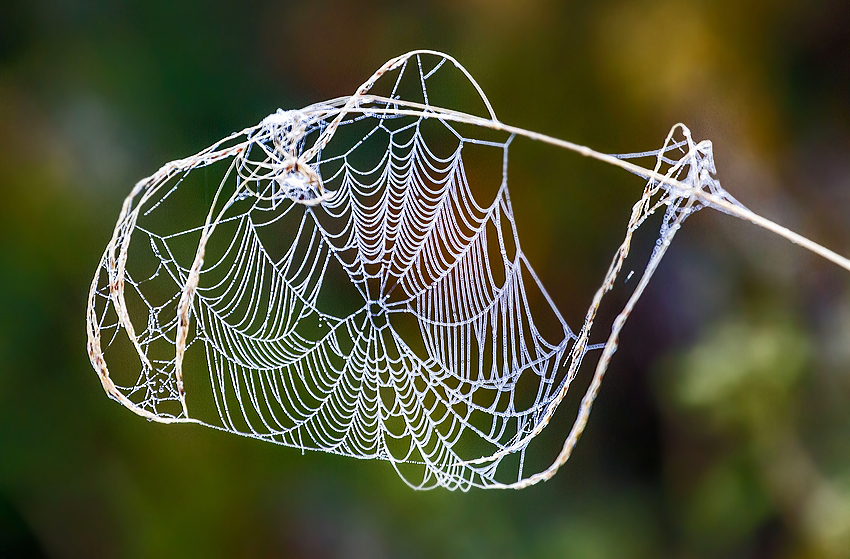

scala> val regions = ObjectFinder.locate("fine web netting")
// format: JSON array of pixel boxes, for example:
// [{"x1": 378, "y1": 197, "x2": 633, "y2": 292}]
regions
[{"x1": 86, "y1": 50, "x2": 764, "y2": 489}]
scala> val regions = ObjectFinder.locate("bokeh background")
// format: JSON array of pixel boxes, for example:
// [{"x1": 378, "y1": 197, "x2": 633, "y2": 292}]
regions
[{"x1": 2, "y1": 1, "x2": 850, "y2": 557}]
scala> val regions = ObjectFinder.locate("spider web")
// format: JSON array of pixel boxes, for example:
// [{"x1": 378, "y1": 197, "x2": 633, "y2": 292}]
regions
[{"x1": 86, "y1": 51, "x2": 738, "y2": 490}]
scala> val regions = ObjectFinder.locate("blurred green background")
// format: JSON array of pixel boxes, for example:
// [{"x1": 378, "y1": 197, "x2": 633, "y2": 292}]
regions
[{"x1": 2, "y1": 0, "x2": 850, "y2": 557}]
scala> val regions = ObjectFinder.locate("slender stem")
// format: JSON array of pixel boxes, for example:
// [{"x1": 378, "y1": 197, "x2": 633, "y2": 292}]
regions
[
  {"x1": 316, "y1": 99, "x2": 850, "y2": 274},
  {"x1": 701, "y1": 193, "x2": 850, "y2": 272}
]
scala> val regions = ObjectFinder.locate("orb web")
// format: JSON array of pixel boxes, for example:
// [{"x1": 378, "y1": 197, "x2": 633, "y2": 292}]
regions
[{"x1": 87, "y1": 51, "x2": 742, "y2": 489}]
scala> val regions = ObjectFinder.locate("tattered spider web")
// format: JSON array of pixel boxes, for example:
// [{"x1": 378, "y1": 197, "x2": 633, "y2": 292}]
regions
[{"x1": 87, "y1": 51, "x2": 738, "y2": 490}]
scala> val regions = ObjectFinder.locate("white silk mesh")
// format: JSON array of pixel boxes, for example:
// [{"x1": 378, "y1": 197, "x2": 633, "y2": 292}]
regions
[{"x1": 86, "y1": 51, "x2": 735, "y2": 489}]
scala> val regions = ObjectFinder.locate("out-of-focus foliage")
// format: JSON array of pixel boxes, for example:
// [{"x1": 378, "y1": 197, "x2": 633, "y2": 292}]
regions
[
  {"x1": 672, "y1": 313, "x2": 809, "y2": 432},
  {"x1": 1, "y1": 0, "x2": 849, "y2": 558},
  {"x1": 659, "y1": 310, "x2": 850, "y2": 558}
]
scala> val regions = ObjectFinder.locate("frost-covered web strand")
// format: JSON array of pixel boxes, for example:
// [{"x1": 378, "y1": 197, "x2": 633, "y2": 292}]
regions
[{"x1": 86, "y1": 50, "x2": 850, "y2": 491}]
